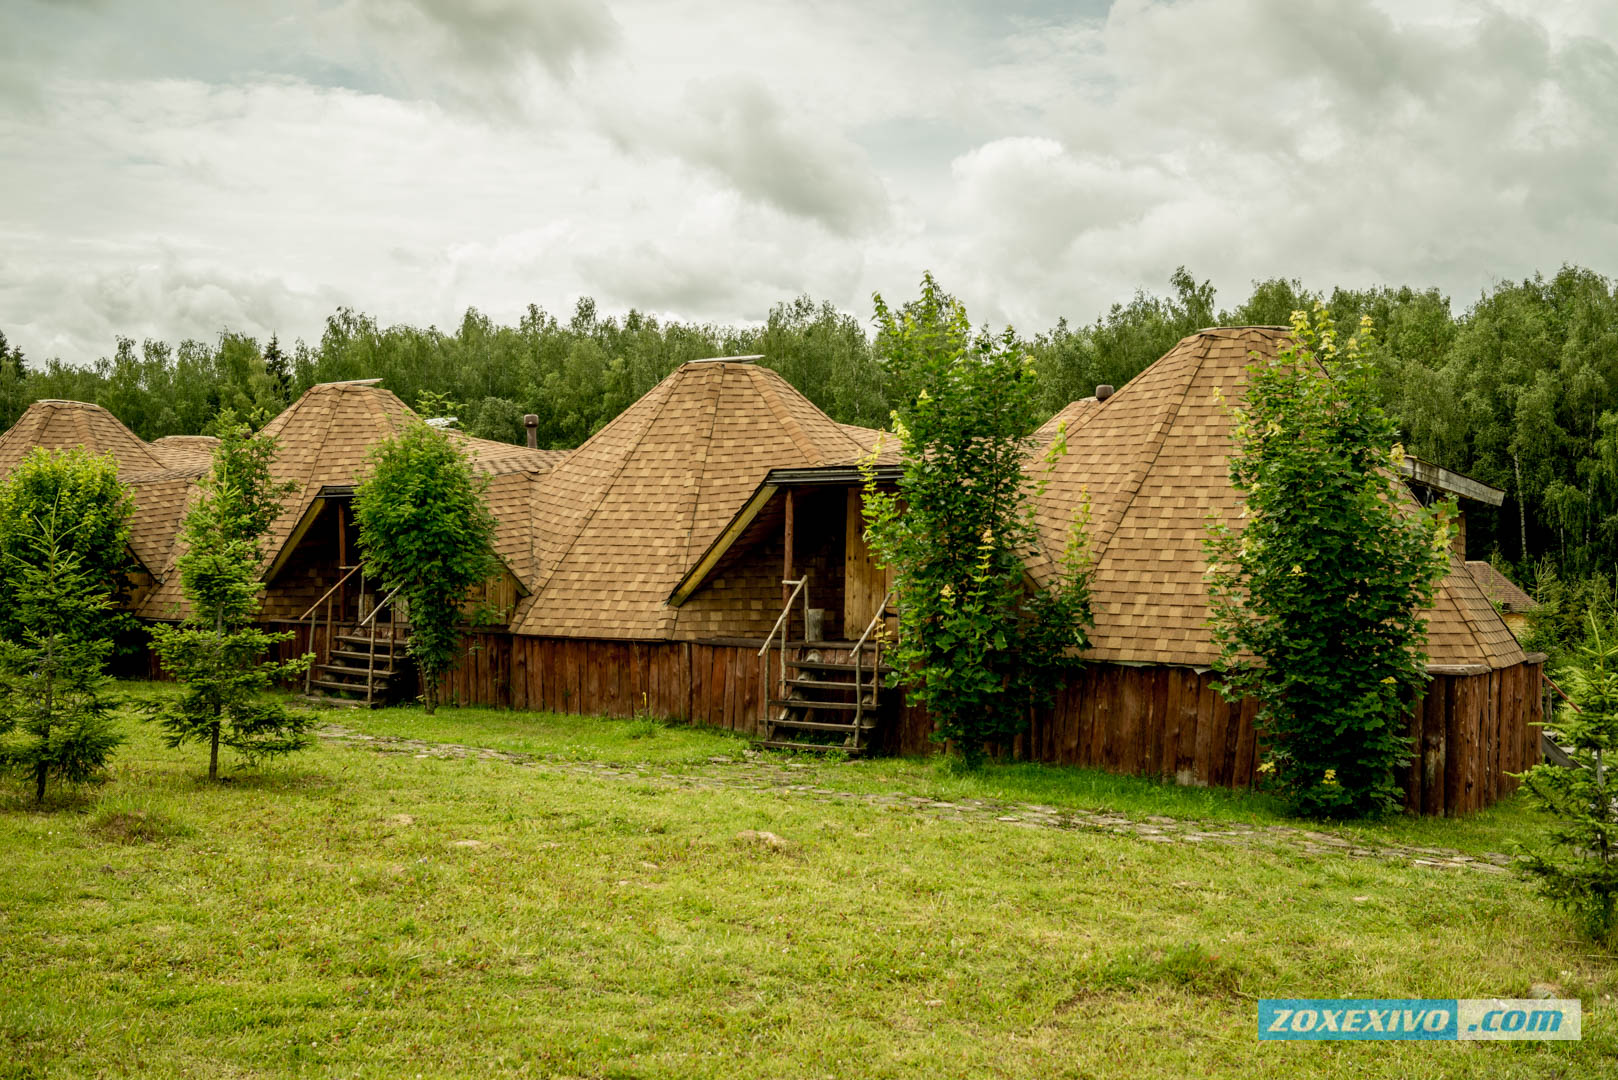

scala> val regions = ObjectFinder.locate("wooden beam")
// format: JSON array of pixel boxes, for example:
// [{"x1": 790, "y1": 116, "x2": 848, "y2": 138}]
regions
[
  {"x1": 783, "y1": 487, "x2": 795, "y2": 606},
  {"x1": 1400, "y1": 457, "x2": 1505, "y2": 506},
  {"x1": 665, "y1": 482, "x2": 779, "y2": 607},
  {"x1": 260, "y1": 496, "x2": 325, "y2": 583}
]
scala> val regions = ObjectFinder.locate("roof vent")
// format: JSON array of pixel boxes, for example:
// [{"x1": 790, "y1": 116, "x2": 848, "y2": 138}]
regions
[
  {"x1": 1095, "y1": 384, "x2": 1115, "y2": 401},
  {"x1": 690, "y1": 354, "x2": 763, "y2": 364}
]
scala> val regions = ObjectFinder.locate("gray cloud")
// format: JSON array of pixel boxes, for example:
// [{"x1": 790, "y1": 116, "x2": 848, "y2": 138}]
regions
[
  {"x1": 355, "y1": 0, "x2": 619, "y2": 105},
  {"x1": 606, "y1": 75, "x2": 891, "y2": 236},
  {"x1": 6, "y1": 0, "x2": 1618, "y2": 364}
]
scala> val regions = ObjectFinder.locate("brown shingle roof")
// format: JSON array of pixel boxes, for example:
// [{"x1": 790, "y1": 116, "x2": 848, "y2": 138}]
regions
[
  {"x1": 513, "y1": 360, "x2": 868, "y2": 639},
  {"x1": 0, "y1": 401, "x2": 207, "y2": 578},
  {"x1": 148, "y1": 435, "x2": 220, "y2": 472},
  {"x1": 141, "y1": 382, "x2": 560, "y2": 619},
  {"x1": 1465, "y1": 561, "x2": 1538, "y2": 613},
  {"x1": 0, "y1": 400, "x2": 167, "y2": 478},
  {"x1": 1027, "y1": 327, "x2": 1526, "y2": 671}
]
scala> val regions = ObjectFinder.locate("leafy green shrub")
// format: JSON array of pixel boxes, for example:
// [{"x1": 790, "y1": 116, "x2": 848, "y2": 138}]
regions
[
  {"x1": 0, "y1": 447, "x2": 136, "y2": 645},
  {"x1": 860, "y1": 273, "x2": 1093, "y2": 765},
  {"x1": 353, "y1": 421, "x2": 497, "y2": 715},
  {"x1": 1517, "y1": 612, "x2": 1618, "y2": 945},
  {"x1": 1205, "y1": 307, "x2": 1452, "y2": 817}
]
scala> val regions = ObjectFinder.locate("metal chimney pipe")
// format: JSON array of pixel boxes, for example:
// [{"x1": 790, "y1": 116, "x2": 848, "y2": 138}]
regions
[
  {"x1": 1095, "y1": 384, "x2": 1115, "y2": 401},
  {"x1": 523, "y1": 414, "x2": 538, "y2": 449}
]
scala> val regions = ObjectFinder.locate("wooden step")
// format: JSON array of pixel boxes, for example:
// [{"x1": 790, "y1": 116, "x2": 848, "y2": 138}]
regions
[
  {"x1": 321, "y1": 661, "x2": 397, "y2": 679},
  {"x1": 770, "y1": 698, "x2": 874, "y2": 711},
  {"x1": 335, "y1": 633, "x2": 405, "y2": 650},
  {"x1": 786, "y1": 659, "x2": 893, "y2": 674},
  {"x1": 784, "y1": 677, "x2": 866, "y2": 692},
  {"x1": 761, "y1": 739, "x2": 865, "y2": 755},
  {"x1": 294, "y1": 693, "x2": 369, "y2": 709},
  {"x1": 768, "y1": 716, "x2": 876, "y2": 733},
  {"x1": 328, "y1": 647, "x2": 399, "y2": 663},
  {"x1": 309, "y1": 678, "x2": 384, "y2": 695}
]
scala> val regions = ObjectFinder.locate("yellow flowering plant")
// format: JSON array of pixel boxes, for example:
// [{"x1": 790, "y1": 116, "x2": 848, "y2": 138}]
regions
[{"x1": 1205, "y1": 306, "x2": 1452, "y2": 817}]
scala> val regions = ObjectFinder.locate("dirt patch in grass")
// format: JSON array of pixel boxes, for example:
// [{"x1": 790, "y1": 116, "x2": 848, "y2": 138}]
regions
[{"x1": 88, "y1": 808, "x2": 191, "y2": 845}]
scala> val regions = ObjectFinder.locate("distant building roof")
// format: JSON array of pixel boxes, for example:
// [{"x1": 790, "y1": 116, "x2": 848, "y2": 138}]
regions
[{"x1": 1464, "y1": 561, "x2": 1539, "y2": 613}]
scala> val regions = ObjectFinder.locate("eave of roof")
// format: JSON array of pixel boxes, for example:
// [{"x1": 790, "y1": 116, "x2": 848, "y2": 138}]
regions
[
  {"x1": 665, "y1": 462, "x2": 905, "y2": 607},
  {"x1": 1400, "y1": 456, "x2": 1505, "y2": 506}
]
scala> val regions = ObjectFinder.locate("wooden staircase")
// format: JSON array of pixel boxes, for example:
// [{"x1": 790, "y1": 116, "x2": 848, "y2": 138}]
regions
[
  {"x1": 297, "y1": 569, "x2": 409, "y2": 709},
  {"x1": 302, "y1": 628, "x2": 408, "y2": 708},
  {"x1": 758, "y1": 581, "x2": 894, "y2": 754}
]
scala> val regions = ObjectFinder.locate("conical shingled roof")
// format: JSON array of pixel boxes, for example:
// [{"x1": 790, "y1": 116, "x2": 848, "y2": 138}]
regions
[
  {"x1": 0, "y1": 400, "x2": 167, "y2": 479},
  {"x1": 513, "y1": 359, "x2": 872, "y2": 639},
  {"x1": 0, "y1": 400, "x2": 207, "y2": 579},
  {"x1": 139, "y1": 381, "x2": 559, "y2": 619},
  {"x1": 1028, "y1": 327, "x2": 1526, "y2": 672}
]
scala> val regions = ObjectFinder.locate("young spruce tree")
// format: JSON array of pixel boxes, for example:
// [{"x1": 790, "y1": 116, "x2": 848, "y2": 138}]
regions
[
  {"x1": 1205, "y1": 307, "x2": 1452, "y2": 817},
  {"x1": 860, "y1": 273, "x2": 1093, "y2": 765},
  {"x1": 1518, "y1": 612, "x2": 1618, "y2": 945},
  {"x1": 147, "y1": 418, "x2": 312, "y2": 780},
  {"x1": 353, "y1": 420, "x2": 496, "y2": 714},
  {"x1": 0, "y1": 499, "x2": 125, "y2": 803}
]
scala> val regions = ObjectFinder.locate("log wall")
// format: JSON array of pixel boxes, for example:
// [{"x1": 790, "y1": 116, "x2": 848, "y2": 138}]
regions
[{"x1": 234, "y1": 625, "x2": 1545, "y2": 815}]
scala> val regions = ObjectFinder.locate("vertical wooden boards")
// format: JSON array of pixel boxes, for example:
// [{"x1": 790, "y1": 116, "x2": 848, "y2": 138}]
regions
[
  {"x1": 1234, "y1": 694, "x2": 1259, "y2": 788},
  {"x1": 392, "y1": 635, "x2": 1542, "y2": 816},
  {"x1": 1118, "y1": 669, "x2": 1143, "y2": 776}
]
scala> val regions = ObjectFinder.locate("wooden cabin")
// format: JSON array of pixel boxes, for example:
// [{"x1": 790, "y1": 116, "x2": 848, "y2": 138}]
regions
[{"x1": 0, "y1": 336, "x2": 1547, "y2": 812}]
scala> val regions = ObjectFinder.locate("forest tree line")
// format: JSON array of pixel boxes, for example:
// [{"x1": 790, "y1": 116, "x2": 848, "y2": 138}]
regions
[{"x1": 3, "y1": 265, "x2": 1618, "y2": 593}]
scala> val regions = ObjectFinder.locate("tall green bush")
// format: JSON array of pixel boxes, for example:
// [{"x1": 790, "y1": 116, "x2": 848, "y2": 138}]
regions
[
  {"x1": 0, "y1": 500, "x2": 124, "y2": 803},
  {"x1": 0, "y1": 447, "x2": 135, "y2": 644},
  {"x1": 147, "y1": 419, "x2": 312, "y2": 781},
  {"x1": 353, "y1": 421, "x2": 497, "y2": 714},
  {"x1": 1205, "y1": 307, "x2": 1453, "y2": 817},
  {"x1": 1518, "y1": 612, "x2": 1618, "y2": 945},
  {"x1": 860, "y1": 274, "x2": 1093, "y2": 765}
]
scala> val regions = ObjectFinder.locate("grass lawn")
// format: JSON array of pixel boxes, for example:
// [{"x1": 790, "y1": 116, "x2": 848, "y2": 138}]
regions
[{"x1": 2, "y1": 683, "x2": 1613, "y2": 1078}]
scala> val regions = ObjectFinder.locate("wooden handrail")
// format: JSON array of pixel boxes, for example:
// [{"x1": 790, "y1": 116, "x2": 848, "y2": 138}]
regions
[
  {"x1": 359, "y1": 582, "x2": 406, "y2": 628},
  {"x1": 296, "y1": 564, "x2": 364, "y2": 623},
  {"x1": 759, "y1": 578, "x2": 808, "y2": 737},
  {"x1": 1543, "y1": 673, "x2": 1582, "y2": 714},
  {"x1": 851, "y1": 590, "x2": 894, "y2": 750},
  {"x1": 758, "y1": 578, "x2": 807, "y2": 658}
]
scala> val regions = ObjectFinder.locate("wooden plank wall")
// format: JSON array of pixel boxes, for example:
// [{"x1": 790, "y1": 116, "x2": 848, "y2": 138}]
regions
[
  {"x1": 428, "y1": 634, "x2": 779, "y2": 738},
  {"x1": 240, "y1": 624, "x2": 1545, "y2": 815}
]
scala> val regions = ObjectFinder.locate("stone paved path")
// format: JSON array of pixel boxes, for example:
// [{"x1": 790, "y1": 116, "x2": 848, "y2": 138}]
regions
[{"x1": 317, "y1": 724, "x2": 1517, "y2": 875}]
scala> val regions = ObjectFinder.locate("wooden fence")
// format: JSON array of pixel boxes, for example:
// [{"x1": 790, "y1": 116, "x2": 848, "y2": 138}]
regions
[{"x1": 246, "y1": 625, "x2": 1542, "y2": 814}]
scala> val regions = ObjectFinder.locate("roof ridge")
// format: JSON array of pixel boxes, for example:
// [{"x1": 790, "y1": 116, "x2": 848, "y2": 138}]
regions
[
  {"x1": 1088, "y1": 334, "x2": 1215, "y2": 562},
  {"x1": 527, "y1": 370, "x2": 684, "y2": 599},
  {"x1": 679, "y1": 365, "x2": 726, "y2": 572},
  {"x1": 753, "y1": 366, "x2": 858, "y2": 464}
]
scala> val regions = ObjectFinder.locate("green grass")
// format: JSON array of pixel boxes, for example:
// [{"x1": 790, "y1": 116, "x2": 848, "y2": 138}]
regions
[
  {"x1": 330, "y1": 698, "x2": 1546, "y2": 859},
  {"x1": 2, "y1": 683, "x2": 1613, "y2": 1078}
]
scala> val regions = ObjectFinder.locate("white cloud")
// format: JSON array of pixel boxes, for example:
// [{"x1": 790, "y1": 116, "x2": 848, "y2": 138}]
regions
[{"x1": 3, "y1": 0, "x2": 1618, "y2": 364}]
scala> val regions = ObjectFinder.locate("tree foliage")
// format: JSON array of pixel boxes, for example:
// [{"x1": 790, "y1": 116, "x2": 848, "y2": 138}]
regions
[
  {"x1": 4, "y1": 265, "x2": 1617, "y2": 598},
  {"x1": 1206, "y1": 307, "x2": 1453, "y2": 817},
  {"x1": 861, "y1": 274, "x2": 1093, "y2": 765},
  {"x1": 0, "y1": 448, "x2": 136, "y2": 645},
  {"x1": 146, "y1": 419, "x2": 311, "y2": 781},
  {"x1": 352, "y1": 421, "x2": 497, "y2": 715},
  {"x1": 1518, "y1": 612, "x2": 1618, "y2": 945},
  {"x1": 0, "y1": 490, "x2": 124, "y2": 803}
]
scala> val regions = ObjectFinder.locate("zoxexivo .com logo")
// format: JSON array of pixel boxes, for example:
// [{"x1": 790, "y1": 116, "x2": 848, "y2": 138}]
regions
[{"x1": 1258, "y1": 999, "x2": 1581, "y2": 1041}]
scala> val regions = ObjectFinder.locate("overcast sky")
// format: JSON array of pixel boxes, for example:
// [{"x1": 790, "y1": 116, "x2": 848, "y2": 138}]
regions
[{"x1": 4, "y1": 0, "x2": 1617, "y2": 365}]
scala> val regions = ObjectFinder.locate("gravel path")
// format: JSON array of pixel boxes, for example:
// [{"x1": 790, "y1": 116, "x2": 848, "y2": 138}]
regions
[{"x1": 317, "y1": 724, "x2": 1517, "y2": 875}]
